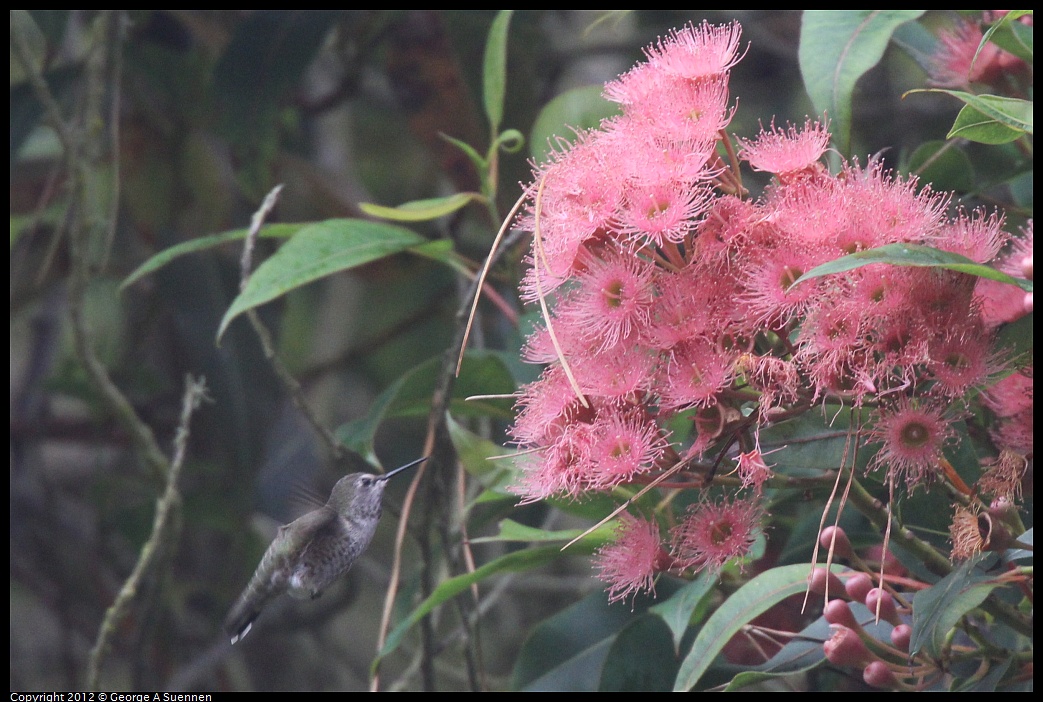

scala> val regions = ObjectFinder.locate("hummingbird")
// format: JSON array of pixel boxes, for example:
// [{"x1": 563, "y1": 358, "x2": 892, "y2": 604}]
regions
[{"x1": 224, "y1": 455, "x2": 427, "y2": 644}]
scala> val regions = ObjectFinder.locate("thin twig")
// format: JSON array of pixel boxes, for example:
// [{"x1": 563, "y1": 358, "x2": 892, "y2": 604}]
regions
[
  {"x1": 238, "y1": 185, "x2": 368, "y2": 473},
  {"x1": 561, "y1": 458, "x2": 690, "y2": 553},
  {"x1": 457, "y1": 190, "x2": 527, "y2": 375},
  {"x1": 87, "y1": 376, "x2": 209, "y2": 691}
]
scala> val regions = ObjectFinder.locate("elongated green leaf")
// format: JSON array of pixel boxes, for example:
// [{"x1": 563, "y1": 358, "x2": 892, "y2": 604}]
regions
[
  {"x1": 121, "y1": 223, "x2": 305, "y2": 289},
  {"x1": 648, "y1": 574, "x2": 716, "y2": 650},
  {"x1": 358, "y1": 192, "x2": 484, "y2": 222},
  {"x1": 337, "y1": 351, "x2": 516, "y2": 460},
  {"x1": 376, "y1": 541, "x2": 600, "y2": 671},
  {"x1": 405, "y1": 238, "x2": 472, "y2": 276},
  {"x1": 950, "y1": 93, "x2": 1032, "y2": 134},
  {"x1": 446, "y1": 414, "x2": 517, "y2": 499},
  {"x1": 978, "y1": 10, "x2": 1033, "y2": 63},
  {"x1": 483, "y1": 10, "x2": 514, "y2": 133},
  {"x1": 674, "y1": 564, "x2": 839, "y2": 691},
  {"x1": 440, "y1": 132, "x2": 488, "y2": 184},
  {"x1": 911, "y1": 557, "x2": 1004, "y2": 657},
  {"x1": 799, "y1": 11, "x2": 926, "y2": 155},
  {"x1": 909, "y1": 89, "x2": 1033, "y2": 135},
  {"x1": 599, "y1": 616, "x2": 679, "y2": 691},
  {"x1": 511, "y1": 583, "x2": 681, "y2": 692},
  {"x1": 467, "y1": 518, "x2": 614, "y2": 545},
  {"x1": 793, "y1": 243, "x2": 1032, "y2": 292},
  {"x1": 216, "y1": 219, "x2": 424, "y2": 341},
  {"x1": 529, "y1": 84, "x2": 620, "y2": 163}
]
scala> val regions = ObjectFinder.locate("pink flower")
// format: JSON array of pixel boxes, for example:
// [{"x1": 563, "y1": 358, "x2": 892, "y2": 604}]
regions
[
  {"x1": 596, "y1": 514, "x2": 668, "y2": 603},
  {"x1": 739, "y1": 353, "x2": 800, "y2": 410},
  {"x1": 615, "y1": 173, "x2": 712, "y2": 246},
  {"x1": 934, "y1": 209, "x2": 1007, "y2": 263},
  {"x1": 570, "y1": 340, "x2": 655, "y2": 399},
  {"x1": 928, "y1": 17, "x2": 1020, "y2": 88},
  {"x1": 735, "y1": 446, "x2": 774, "y2": 492},
  {"x1": 609, "y1": 76, "x2": 733, "y2": 150},
  {"x1": 585, "y1": 408, "x2": 670, "y2": 490},
  {"x1": 510, "y1": 366, "x2": 594, "y2": 448},
  {"x1": 983, "y1": 370, "x2": 1033, "y2": 454},
  {"x1": 644, "y1": 21, "x2": 744, "y2": 82},
  {"x1": 977, "y1": 221, "x2": 1033, "y2": 327},
  {"x1": 671, "y1": 497, "x2": 762, "y2": 573},
  {"x1": 840, "y1": 162, "x2": 950, "y2": 249},
  {"x1": 869, "y1": 398, "x2": 956, "y2": 487},
  {"x1": 518, "y1": 132, "x2": 625, "y2": 288},
  {"x1": 740, "y1": 245, "x2": 825, "y2": 328},
  {"x1": 739, "y1": 118, "x2": 829, "y2": 180},
  {"x1": 926, "y1": 328, "x2": 995, "y2": 397},
  {"x1": 658, "y1": 338, "x2": 736, "y2": 410},
  {"x1": 557, "y1": 249, "x2": 657, "y2": 351}
]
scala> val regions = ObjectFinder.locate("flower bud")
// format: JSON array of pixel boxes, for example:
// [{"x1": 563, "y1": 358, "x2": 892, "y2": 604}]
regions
[
  {"x1": 809, "y1": 567, "x2": 845, "y2": 597},
  {"x1": 865, "y1": 588, "x2": 901, "y2": 626},
  {"x1": 819, "y1": 526, "x2": 853, "y2": 557},
  {"x1": 863, "y1": 660, "x2": 900, "y2": 689},
  {"x1": 891, "y1": 623, "x2": 911, "y2": 652},
  {"x1": 824, "y1": 599, "x2": 859, "y2": 629},
  {"x1": 824, "y1": 625, "x2": 874, "y2": 667},
  {"x1": 844, "y1": 572, "x2": 874, "y2": 604}
]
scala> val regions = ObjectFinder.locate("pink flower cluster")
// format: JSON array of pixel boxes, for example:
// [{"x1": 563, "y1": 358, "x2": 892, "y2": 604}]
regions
[
  {"x1": 927, "y1": 11, "x2": 1032, "y2": 89},
  {"x1": 506, "y1": 22, "x2": 1032, "y2": 601}
]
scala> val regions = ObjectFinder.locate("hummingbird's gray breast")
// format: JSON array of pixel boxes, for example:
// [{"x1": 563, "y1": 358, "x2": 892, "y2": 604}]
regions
[{"x1": 287, "y1": 514, "x2": 379, "y2": 598}]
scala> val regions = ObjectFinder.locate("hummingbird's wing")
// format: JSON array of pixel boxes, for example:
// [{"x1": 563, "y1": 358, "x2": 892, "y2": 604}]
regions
[
  {"x1": 287, "y1": 513, "x2": 358, "y2": 599},
  {"x1": 224, "y1": 507, "x2": 336, "y2": 644}
]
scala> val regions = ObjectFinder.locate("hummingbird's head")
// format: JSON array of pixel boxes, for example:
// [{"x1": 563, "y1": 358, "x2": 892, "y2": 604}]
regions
[
  {"x1": 327, "y1": 457, "x2": 427, "y2": 516},
  {"x1": 327, "y1": 472, "x2": 388, "y2": 517}
]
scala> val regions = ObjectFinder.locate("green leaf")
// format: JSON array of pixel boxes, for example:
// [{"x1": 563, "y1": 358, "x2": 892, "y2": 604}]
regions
[
  {"x1": 905, "y1": 140, "x2": 975, "y2": 193},
  {"x1": 908, "y1": 89, "x2": 1033, "y2": 142},
  {"x1": 911, "y1": 557, "x2": 1005, "y2": 657},
  {"x1": 799, "y1": 10, "x2": 926, "y2": 155},
  {"x1": 949, "y1": 102, "x2": 1029, "y2": 145},
  {"x1": 483, "y1": 10, "x2": 514, "y2": 133},
  {"x1": 405, "y1": 238, "x2": 472, "y2": 277},
  {"x1": 529, "y1": 84, "x2": 620, "y2": 163},
  {"x1": 674, "y1": 563, "x2": 840, "y2": 691},
  {"x1": 648, "y1": 574, "x2": 716, "y2": 650},
  {"x1": 377, "y1": 542, "x2": 599, "y2": 672},
  {"x1": 440, "y1": 133, "x2": 488, "y2": 181},
  {"x1": 757, "y1": 407, "x2": 860, "y2": 476},
  {"x1": 510, "y1": 584, "x2": 680, "y2": 691},
  {"x1": 979, "y1": 10, "x2": 1033, "y2": 63},
  {"x1": 358, "y1": 192, "x2": 485, "y2": 222},
  {"x1": 446, "y1": 414, "x2": 517, "y2": 499},
  {"x1": 336, "y1": 351, "x2": 516, "y2": 459},
  {"x1": 599, "y1": 615, "x2": 679, "y2": 691},
  {"x1": 924, "y1": 91, "x2": 1031, "y2": 134},
  {"x1": 216, "y1": 219, "x2": 424, "y2": 341},
  {"x1": 792, "y1": 243, "x2": 1032, "y2": 292},
  {"x1": 121, "y1": 223, "x2": 305, "y2": 290},
  {"x1": 468, "y1": 518, "x2": 613, "y2": 545}
]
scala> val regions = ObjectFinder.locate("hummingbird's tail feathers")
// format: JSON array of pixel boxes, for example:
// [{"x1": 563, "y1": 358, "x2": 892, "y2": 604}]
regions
[
  {"x1": 229, "y1": 620, "x2": 253, "y2": 646},
  {"x1": 225, "y1": 588, "x2": 270, "y2": 645}
]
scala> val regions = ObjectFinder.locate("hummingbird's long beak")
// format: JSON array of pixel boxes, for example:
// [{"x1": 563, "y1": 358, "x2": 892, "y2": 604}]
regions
[{"x1": 378, "y1": 455, "x2": 428, "y2": 481}]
